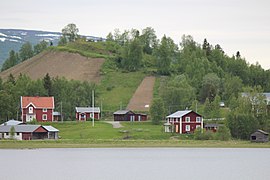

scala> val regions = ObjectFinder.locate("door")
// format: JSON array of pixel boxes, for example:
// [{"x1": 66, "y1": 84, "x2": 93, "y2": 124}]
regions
[
  {"x1": 26, "y1": 114, "x2": 36, "y2": 122},
  {"x1": 130, "y1": 115, "x2": 135, "y2": 122},
  {"x1": 175, "y1": 124, "x2": 179, "y2": 133}
]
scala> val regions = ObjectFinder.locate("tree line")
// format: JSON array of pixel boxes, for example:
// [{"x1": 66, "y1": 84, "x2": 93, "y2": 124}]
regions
[
  {"x1": 1, "y1": 41, "x2": 49, "y2": 72},
  {"x1": 0, "y1": 74, "x2": 96, "y2": 122}
]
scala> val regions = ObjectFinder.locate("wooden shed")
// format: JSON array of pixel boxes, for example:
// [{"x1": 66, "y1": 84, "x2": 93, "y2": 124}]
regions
[
  {"x1": 250, "y1": 130, "x2": 269, "y2": 143},
  {"x1": 113, "y1": 110, "x2": 147, "y2": 121}
]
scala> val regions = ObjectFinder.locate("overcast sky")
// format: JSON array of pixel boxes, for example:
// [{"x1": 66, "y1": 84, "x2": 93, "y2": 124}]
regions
[{"x1": 1, "y1": 0, "x2": 270, "y2": 69}]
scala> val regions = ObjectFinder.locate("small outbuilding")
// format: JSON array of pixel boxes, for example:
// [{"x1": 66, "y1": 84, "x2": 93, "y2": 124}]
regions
[
  {"x1": 204, "y1": 124, "x2": 220, "y2": 133},
  {"x1": 113, "y1": 110, "x2": 147, "y2": 121},
  {"x1": 75, "y1": 107, "x2": 101, "y2": 121},
  {"x1": 250, "y1": 130, "x2": 269, "y2": 143}
]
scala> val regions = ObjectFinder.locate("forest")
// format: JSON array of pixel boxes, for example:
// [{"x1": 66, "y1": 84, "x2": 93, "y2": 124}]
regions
[{"x1": 1, "y1": 24, "x2": 270, "y2": 139}]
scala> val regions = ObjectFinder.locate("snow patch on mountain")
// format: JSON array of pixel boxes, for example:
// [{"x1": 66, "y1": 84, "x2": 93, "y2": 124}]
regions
[{"x1": 36, "y1": 34, "x2": 61, "y2": 37}]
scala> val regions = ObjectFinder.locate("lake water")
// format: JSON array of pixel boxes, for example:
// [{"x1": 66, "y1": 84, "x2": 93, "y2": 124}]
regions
[{"x1": 0, "y1": 148, "x2": 269, "y2": 180}]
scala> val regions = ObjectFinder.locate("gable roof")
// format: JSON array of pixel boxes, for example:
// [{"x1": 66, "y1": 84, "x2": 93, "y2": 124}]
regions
[
  {"x1": 21, "y1": 96, "x2": 54, "y2": 109},
  {"x1": 113, "y1": 110, "x2": 134, "y2": 115},
  {"x1": 0, "y1": 125, "x2": 41, "y2": 133},
  {"x1": 43, "y1": 126, "x2": 59, "y2": 132},
  {"x1": 166, "y1": 110, "x2": 201, "y2": 118},
  {"x1": 0, "y1": 120, "x2": 24, "y2": 126},
  {"x1": 75, "y1": 107, "x2": 100, "y2": 113},
  {"x1": 253, "y1": 129, "x2": 269, "y2": 135}
]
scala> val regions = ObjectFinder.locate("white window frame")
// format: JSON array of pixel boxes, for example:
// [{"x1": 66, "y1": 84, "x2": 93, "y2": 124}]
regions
[
  {"x1": 185, "y1": 117, "x2": 190, "y2": 122},
  {"x1": 185, "y1": 125, "x2": 190, "y2": 131},
  {"x1": 43, "y1": 108, "x2": 47, "y2": 112},
  {"x1": 42, "y1": 114, "x2": 47, "y2": 121},
  {"x1": 29, "y1": 107, "x2": 33, "y2": 114},
  {"x1": 196, "y1": 117, "x2": 201, "y2": 122}
]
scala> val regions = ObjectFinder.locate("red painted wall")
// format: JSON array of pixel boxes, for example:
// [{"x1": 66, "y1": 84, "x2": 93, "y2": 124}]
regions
[
  {"x1": 76, "y1": 112, "x2": 100, "y2": 121},
  {"x1": 22, "y1": 106, "x2": 53, "y2": 122}
]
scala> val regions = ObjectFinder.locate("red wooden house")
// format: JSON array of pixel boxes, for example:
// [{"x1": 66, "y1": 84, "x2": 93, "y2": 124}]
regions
[
  {"x1": 75, "y1": 107, "x2": 101, "y2": 121},
  {"x1": 0, "y1": 124, "x2": 59, "y2": 140},
  {"x1": 21, "y1": 96, "x2": 55, "y2": 123},
  {"x1": 165, "y1": 110, "x2": 203, "y2": 134},
  {"x1": 113, "y1": 110, "x2": 147, "y2": 121}
]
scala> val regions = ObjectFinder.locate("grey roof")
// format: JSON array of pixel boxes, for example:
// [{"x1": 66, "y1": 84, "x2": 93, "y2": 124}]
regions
[
  {"x1": 0, "y1": 120, "x2": 24, "y2": 126},
  {"x1": 166, "y1": 110, "x2": 192, "y2": 118},
  {"x1": 255, "y1": 129, "x2": 269, "y2": 135},
  {"x1": 43, "y1": 126, "x2": 59, "y2": 132},
  {"x1": 0, "y1": 125, "x2": 40, "y2": 133},
  {"x1": 205, "y1": 124, "x2": 220, "y2": 128},
  {"x1": 113, "y1": 110, "x2": 133, "y2": 115},
  {"x1": 53, "y1": 112, "x2": 61, "y2": 116},
  {"x1": 75, "y1": 107, "x2": 100, "y2": 113}
]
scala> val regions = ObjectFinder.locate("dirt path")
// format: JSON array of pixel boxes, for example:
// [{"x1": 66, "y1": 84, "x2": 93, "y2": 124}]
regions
[
  {"x1": 127, "y1": 76, "x2": 155, "y2": 112},
  {"x1": 106, "y1": 121, "x2": 123, "y2": 128},
  {"x1": 0, "y1": 51, "x2": 105, "y2": 83}
]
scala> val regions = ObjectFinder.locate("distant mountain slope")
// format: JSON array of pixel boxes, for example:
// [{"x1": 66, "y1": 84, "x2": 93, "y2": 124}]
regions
[
  {"x1": 0, "y1": 29, "x2": 104, "y2": 67},
  {"x1": 0, "y1": 29, "x2": 61, "y2": 66},
  {"x1": 0, "y1": 50, "x2": 105, "y2": 83}
]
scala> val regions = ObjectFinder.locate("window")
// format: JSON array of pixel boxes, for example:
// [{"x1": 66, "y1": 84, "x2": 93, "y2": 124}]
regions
[
  {"x1": 6, "y1": 132, "x2": 9, "y2": 136},
  {"x1": 185, "y1": 125, "x2": 190, "y2": 131},
  {"x1": 196, "y1": 117, "x2": 201, "y2": 122},
  {"x1": 42, "y1": 114, "x2": 47, "y2": 120},
  {"x1": 185, "y1": 117, "x2": 190, "y2": 122},
  {"x1": 43, "y1": 108, "x2": 47, "y2": 112},
  {"x1": 81, "y1": 113, "x2": 85, "y2": 118},
  {"x1": 17, "y1": 132, "x2": 20, "y2": 136},
  {"x1": 90, "y1": 113, "x2": 94, "y2": 118},
  {"x1": 29, "y1": 107, "x2": 33, "y2": 114}
]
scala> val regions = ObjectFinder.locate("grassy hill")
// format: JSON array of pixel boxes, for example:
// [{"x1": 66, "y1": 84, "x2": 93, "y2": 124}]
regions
[{"x1": 0, "y1": 40, "x2": 151, "y2": 113}]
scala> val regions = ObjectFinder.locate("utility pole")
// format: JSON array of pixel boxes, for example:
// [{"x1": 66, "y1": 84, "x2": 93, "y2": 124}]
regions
[
  {"x1": 92, "y1": 90, "x2": 95, "y2": 127},
  {"x1": 61, "y1": 101, "x2": 63, "y2": 123}
]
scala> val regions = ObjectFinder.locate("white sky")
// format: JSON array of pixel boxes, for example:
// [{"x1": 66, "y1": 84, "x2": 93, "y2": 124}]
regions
[{"x1": 1, "y1": 0, "x2": 270, "y2": 69}]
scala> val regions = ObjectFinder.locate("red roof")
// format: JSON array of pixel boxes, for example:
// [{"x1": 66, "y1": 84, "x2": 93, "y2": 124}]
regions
[{"x1": 21, "y1": 96, "x2": 54, "y2": 109}]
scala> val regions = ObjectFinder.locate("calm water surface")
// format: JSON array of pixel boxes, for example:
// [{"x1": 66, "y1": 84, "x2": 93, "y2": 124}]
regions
[{"x1": 0, "y1": 148, "x2": 269, "y2": 180}]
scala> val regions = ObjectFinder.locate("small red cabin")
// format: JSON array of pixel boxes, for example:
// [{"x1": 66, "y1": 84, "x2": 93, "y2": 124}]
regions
[
  {"x1": 165, "y1": 110, "x2": 203, "y2": 134},
  {"x1": 75, "y1": 107, "x2": 100, "y2": 121},
  {"x1": 21, "y1": 96, "x2": 55, "y2": 123},
  {"x1": 113, "y1": 110, "x2": 147, "y2": 121}
]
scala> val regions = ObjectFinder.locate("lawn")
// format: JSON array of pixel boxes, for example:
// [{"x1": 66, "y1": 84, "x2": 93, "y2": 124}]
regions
[
  {"x1": 1, "y1": 121, "x2": 270, "y2": 149},
  {"x1": 97, "y1": 64, "x2": 146, "y2": 113}
]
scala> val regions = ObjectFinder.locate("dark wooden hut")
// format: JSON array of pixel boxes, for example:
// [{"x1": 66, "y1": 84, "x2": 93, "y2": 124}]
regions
[{"x1": 250, "y1": 130, "x2": 269, "y2": 143}]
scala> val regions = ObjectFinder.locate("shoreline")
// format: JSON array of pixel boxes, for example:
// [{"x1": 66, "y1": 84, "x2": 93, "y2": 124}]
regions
[{"x1": 1, "y1": 139, "x2": 269, "y2": 149}]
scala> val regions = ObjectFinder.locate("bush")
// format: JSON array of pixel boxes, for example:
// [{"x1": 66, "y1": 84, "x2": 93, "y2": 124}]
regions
[
  {"x1": 194, "y1": 128, "x2": 214, "y2": 140},
  {"x1": 215, "y1": 126, "x2": 231, "y2": 141}
]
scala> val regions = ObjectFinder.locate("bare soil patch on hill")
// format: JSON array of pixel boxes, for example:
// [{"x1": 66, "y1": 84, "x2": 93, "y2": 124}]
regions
[
  {"x1": 0, "y1": 51, "x2": 105, "y2": 83},
  {"x1": 127, "y1": 76, "x2": 156, "y2": 112}
]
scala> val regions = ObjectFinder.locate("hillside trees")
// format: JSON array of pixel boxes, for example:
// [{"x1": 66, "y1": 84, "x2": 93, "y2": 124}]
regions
[
  {"x1": 34, "y1": 40, "x2": 48, "y2": 55},
  {"x1": 19, "y1": 42, "x2": 34, "y2": 61},
  {"x1": 0, "y1": 74, "x2": 96, "y2": 121},
  {"x1": 200, "y1": 73, "x2": 221, "y2": 102},
  {"x1": 61, "y1": 23, "x2": 79, "y2": 43},
  {"x1": 121, "y1": 37, "x2": 143, "y2": 71},
  {"x1": 150, "y1": 98, "x2": 165, "y2": 125},
  {"x1": 160, "y1": 75, "x2": 196, "y2": 113},
  {"x1": 1, "y1": 50, "x2": 20, "y2": 71},
  {"x1": 154, "y1": 35, "x2": 177, "y2": 75}
]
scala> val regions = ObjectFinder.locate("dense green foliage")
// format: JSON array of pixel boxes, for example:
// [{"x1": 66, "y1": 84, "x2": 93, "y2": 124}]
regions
[
  {"x1": 1, "y1": 41, "x2": 48, "y2": 71},
  {"x1": 1, "y1": 25, "x2": 270, "y2": 141},
  {"x1": 0, "y1": 74, "x2": 96, "y2": 122},
  {"x1": 150, "y1": 98, "x2": 165, "y2": 125}
]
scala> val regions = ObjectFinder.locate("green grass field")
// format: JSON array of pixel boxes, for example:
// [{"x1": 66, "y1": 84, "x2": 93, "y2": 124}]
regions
[{"x1": 1, "y1": 121, "x2": 270, "y2": 149}]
